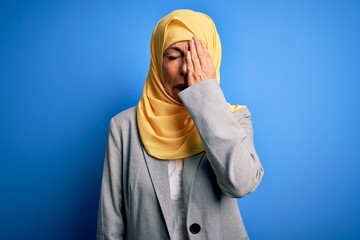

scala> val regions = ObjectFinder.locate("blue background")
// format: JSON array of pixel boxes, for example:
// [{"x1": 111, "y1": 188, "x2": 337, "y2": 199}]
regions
[{"x1": 1, "y1": 0, "x2": 359, "y2": 239}]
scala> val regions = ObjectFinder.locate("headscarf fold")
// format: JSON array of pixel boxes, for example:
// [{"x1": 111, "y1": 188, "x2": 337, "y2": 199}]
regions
[{"x1": 136, "y1": 9, "x2": 244, "y2": 160}]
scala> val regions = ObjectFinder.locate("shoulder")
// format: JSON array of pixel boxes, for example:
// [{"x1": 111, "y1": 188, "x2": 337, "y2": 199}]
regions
[
  {"x1": 112, "y1": 106, "x2": 136, "y2": 122},
  {"x1": 232, "y1": 106, "x2": 251, "y2": 122},
  {"x1": 110, "y1": 106, "x2": 137, "y2": 132}
]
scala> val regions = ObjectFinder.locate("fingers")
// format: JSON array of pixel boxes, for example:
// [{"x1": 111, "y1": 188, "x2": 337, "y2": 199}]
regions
[
  {"x1": 189, "y1": 37, "x2": 202, "y2": 80},
  {"x1": 190, "y1": 36, "x2": 206, "y2": 68},
  {"x1": 197, "y1": 38, "x2": 212, "y2": 69},
  {"x1": 186, "y1": 50, "x2": 195, "y2": 85},
  {"x1": 200, "y1": 39, "x2": 214, "y2": 68},
  {"x1": 186, "y1": 36, "x2": 216, "y2": 86}
]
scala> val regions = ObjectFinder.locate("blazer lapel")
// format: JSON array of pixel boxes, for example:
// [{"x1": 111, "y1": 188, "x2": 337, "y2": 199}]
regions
[
  {"x1": 142, "y1": 149, "x2": 173, "y2": 236},
  {"x1": 183, "y1": 152, "x2": 204, "y2": 207}
]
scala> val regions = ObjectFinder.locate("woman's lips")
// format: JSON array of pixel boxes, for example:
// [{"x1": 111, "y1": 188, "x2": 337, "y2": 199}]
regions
[{"x1": 175, "y1": 84, "x2": 188, "y2": 91}]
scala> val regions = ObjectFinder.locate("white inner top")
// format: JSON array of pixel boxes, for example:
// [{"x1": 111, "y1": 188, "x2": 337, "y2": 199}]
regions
[{"x1": 168, "y1": 159, "x2": 189, "y2": 240}]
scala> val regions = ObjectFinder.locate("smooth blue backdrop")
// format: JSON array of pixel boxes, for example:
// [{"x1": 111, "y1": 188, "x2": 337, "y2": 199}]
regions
[{"x1": 1, "y1": 0, "x2": 359, "y2": 239}]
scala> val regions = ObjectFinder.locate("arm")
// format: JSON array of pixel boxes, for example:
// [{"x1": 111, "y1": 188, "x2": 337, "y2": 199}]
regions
[
  {"x1": 179, "y1": 80, "x2": 263, "y2": 198},
  {"x1": 97, "y1": 118, "x2": 124, "y2": 240},
  {"x1": 180, "y1": 36, "x2": 263, "y2": 198}
]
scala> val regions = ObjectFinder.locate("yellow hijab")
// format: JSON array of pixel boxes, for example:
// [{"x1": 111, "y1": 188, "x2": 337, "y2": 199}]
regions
[{"x1": 136, "y1": 9, "x2": 244, "y2": 160}]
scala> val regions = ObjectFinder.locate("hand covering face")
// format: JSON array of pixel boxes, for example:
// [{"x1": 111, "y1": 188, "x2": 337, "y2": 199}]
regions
[{"x1": 136, "y1": 9, "x2": 244, "y2": 160}]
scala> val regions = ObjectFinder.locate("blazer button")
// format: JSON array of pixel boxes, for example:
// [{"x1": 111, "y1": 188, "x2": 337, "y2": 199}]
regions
[{"x1": 189, "y1": 223, "x2": 201, "y2": 234}]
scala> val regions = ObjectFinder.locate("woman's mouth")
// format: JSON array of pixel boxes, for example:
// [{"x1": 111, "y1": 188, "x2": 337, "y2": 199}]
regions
[{"x1": 175, "y1": 84, "x2": 188, "y2": 92}]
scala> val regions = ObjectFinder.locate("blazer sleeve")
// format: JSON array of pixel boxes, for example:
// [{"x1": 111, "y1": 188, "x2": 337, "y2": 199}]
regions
[
  {"x1": 97, "y1": 118, "x2": 124, "y2": 240},
  {"x1": 179, "y1": 79, "x2": 264, "y2": 198}
]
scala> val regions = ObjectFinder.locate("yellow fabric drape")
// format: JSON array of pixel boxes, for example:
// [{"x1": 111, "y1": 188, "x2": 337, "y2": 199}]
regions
[{"x1": 136, "y1": 9, "x2": 244, "y2": 160}]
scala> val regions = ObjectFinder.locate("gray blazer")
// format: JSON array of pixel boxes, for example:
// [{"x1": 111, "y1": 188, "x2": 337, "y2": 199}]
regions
[{"x1": 97, "y1": 80, "x2": 264, "y2": 240}]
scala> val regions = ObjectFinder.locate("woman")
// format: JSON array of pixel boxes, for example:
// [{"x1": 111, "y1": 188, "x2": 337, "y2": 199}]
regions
[{"x1": 97, "y1": 9, "x2": 264, "y2": 240}]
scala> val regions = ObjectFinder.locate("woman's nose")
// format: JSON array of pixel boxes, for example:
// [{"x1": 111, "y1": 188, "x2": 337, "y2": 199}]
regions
[{"x1": 180, "y1": 57, "x2": 187, "y2": 76}]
